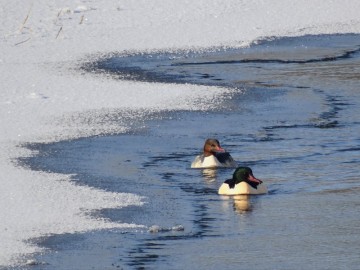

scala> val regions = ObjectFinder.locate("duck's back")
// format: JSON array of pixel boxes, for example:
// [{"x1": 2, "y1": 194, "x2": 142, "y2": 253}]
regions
[{"x1": 214, "y1": 152, "x2": 237, "y2": 167}]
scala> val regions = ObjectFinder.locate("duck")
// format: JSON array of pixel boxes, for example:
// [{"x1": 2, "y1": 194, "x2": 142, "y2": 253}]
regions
[
  {"x1": 191, "y1": 139, "x2": 237, "y2": 168},
  {"x1": 218, "y1": 167, "x2": 268, "y2": 195}
]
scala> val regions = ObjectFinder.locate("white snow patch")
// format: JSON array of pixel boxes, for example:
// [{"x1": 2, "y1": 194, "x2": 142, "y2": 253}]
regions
[{"x1": 1, "y1": 0, "x2": 360, "y2": 267}]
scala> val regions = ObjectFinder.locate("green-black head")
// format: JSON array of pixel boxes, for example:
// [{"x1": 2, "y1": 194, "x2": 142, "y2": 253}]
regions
[{"x1": 232, "y1": 167, "x2": 253, "y2": 184}]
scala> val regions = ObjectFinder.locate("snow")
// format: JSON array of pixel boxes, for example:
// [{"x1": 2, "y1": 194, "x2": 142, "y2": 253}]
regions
[{"x1": 1, "y1": 0, "x2": 360, "y2": 267}]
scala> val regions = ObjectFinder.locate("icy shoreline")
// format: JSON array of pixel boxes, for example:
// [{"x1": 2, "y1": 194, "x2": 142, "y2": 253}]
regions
[{"x1": 1, "y1": 0, "x2": 360, "y2": 267}]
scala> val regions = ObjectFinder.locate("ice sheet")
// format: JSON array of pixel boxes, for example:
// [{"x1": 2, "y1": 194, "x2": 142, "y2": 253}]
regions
[{"x1": 1, "y1": 0, "x2": 360, "y2": 267}]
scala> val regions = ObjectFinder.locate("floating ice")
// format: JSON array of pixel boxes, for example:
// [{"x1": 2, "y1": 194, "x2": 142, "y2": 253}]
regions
[{"x1": 148, "y1": 225, "x2": 185, "y2": 233}]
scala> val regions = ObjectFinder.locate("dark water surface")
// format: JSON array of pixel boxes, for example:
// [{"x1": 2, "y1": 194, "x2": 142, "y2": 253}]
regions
[{"x1": 18, "y1": 34, "x2": 360, "y2": 269}]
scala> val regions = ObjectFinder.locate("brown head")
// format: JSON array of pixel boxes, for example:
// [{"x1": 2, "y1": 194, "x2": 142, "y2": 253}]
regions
[{"x1": 203, "y1": 138, "x2": 225, "y2": 157}]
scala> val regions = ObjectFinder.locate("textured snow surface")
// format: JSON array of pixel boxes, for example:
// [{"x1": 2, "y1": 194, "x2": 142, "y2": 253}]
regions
[{"x1": 1, "y1": 0, "x2": 360, "y2": 266}]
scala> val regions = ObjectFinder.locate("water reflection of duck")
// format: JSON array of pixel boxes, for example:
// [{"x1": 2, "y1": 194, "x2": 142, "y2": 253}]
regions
[
  {"x1": 218, "y1": 167, "x2": 268, "y2": 195},
  {"x1": 220, "y1": 195, "x2": 252, "y2": 213},
  {"x1": 233, "y1": 195, "x2": 252, "y2": 213},
  {"x1": 191, "y1": 139, "x2": 237, "y2": 168},
  {"x1": 201, "y1": 168, "x2": 217, "y2": 182}
]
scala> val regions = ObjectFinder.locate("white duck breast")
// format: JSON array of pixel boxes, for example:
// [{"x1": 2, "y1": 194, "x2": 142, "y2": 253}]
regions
[
  {"x1": 191, "y1": 155, "x2": 223, "y2": 168},
  {"x1": 218, "y1": 181, "x2": 268, "y2": 195},
  {"x1": 191, "y1": 153, "x2": 237, "y2": 168}
]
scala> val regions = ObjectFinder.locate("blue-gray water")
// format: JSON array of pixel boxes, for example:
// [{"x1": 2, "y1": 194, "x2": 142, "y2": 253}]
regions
[{"x1": 17, "y1": 34, "x2": 360, "y2": 270}]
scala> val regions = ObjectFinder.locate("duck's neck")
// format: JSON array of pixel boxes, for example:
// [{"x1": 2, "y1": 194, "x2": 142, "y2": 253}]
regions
[{"x1": 203, "y1": 150, "x2": 215, "y2": 157}]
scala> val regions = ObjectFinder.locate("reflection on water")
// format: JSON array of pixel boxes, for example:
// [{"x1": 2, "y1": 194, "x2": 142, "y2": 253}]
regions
[
  {"x1": 233, "y1": 195, "x2": 252, "y2": 213},
  {"x1": 201, "y1": 168, "x2": 218, "y2": 182},
  {"x1": 220, "y1": 195, "x2": 252, "y2": 213}
]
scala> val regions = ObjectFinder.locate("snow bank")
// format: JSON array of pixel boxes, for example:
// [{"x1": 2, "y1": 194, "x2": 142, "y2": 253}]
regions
[{"x1": 1, "y1": 0, "x2": 360, "y2": 267}]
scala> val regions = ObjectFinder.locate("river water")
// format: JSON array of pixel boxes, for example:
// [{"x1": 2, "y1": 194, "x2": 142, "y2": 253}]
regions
[{"x1": 17, "y1": 34, "x2": 360, "y2": 269}]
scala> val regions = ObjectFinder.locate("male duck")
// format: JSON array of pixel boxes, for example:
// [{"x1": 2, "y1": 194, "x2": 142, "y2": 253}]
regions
[
  {"x1": 218, "y1": 167, "x2": 267, "y2": 195},
  {"x1": 191, "y1": 138, "x2": 237, "y2": 168}
]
